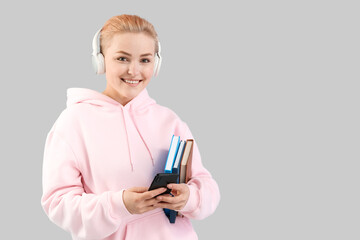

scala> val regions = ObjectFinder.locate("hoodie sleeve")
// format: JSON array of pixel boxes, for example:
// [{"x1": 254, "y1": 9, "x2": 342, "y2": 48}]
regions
[
  {"x1": 178, "y1": 123, "x2": 221, "y2": 220},
  {"x1": 41, "y1": 130, "x2": 132, "y2": 239}
]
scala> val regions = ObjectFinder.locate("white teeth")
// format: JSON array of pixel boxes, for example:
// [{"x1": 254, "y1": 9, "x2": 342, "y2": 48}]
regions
[{"x1": 124, "y1": 79, "x2": 140, "y2": 84}]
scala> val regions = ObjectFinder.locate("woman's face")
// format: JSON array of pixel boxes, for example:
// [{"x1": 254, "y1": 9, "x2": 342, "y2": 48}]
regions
[{"x1": 102, "y1": 32, "x2": 156, "y2": 105}]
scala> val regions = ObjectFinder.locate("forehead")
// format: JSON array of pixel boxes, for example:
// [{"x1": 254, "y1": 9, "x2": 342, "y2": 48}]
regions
[{"x1": 106, "y1": 32, "x2": 156, "y2": 54}]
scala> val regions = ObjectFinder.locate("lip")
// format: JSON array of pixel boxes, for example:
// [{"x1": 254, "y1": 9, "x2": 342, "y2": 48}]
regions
[{"x1": 121, "y1": 78, "x2": 143, "y2": 87}]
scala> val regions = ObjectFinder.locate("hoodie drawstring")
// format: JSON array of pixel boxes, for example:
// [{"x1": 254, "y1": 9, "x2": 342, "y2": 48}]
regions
[
  {"x1": 131, "y1": 114, "x2": 155, "y2": 167},
  {"x1": 120, "y1": 109, "x2": 134, "y2": 171},
  {"x1": 120, "y1": 106, "x2": 155, "y2": 171}
]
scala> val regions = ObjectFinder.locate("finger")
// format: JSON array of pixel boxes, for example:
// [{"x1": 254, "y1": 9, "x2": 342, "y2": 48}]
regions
[
  {"x1": 143, "y1": 196, "x2": 170, "y2": 211},
  {"x1": 156, "y1": 194, "x2": 178, "y2": 204},
  {"x1": 144, "y1": 187, "x2": 167, "y2": 200},
  {"x1": 128, "y1": 187, "x2": 149, "y2": 193},
  {"x1": 155, "y1": 202, "x2": 183, "y2": 211},
  {"x1": 146, "y1": 197, "x2": 163, "y2": 206},
  {"x1": 167, "y1": 183, "x2": 187, "y2": 192},
  {"x1": 139, "y1": 204, "x2": 159, "y2": 214}
]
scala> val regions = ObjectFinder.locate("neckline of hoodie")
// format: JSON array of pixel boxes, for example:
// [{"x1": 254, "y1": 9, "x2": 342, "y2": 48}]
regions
[{"x1": 67, "y1": 87, "x2": 151, "y2": 111}]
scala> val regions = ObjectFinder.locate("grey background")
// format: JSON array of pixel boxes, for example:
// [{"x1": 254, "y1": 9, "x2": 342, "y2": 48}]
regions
[{"x1": 1, "y1": 0, "x2": 359, "y2": 239}]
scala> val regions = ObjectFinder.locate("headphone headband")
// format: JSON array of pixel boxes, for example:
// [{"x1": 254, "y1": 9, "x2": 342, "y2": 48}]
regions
[{"x1": 92, "y1": 29, "x2": 101, "y2": 56}]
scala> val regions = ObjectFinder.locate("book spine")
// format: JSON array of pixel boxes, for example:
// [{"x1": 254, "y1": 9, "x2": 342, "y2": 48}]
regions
[
  {"x1": 164, "y1": 135, "x2": 180, "y2": 173},
  {"x1": 185, "y1": 140, "x2": 194, "y2": 183}
]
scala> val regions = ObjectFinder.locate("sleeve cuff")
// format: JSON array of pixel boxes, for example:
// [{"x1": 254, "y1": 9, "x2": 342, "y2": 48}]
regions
[
  {"x1": 180, "y1": 184, "x2": 199, "y2": 214},
  {"x1": 108, "y1": 190, "x2": 133, "y2": 220}
]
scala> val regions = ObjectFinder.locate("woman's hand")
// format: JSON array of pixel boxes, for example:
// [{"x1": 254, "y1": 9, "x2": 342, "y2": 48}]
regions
[
  {"x1": 154, "y1": 184, "x2": 190, "y2": 211},
  {"x1": 123, "y1": 187, "x2": 167, "y2": 214}
]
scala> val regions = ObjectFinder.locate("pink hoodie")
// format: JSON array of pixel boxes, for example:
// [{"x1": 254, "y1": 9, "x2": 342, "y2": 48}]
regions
[{"x1": 41, "y1": 88, "x2": 220, "y2": 240}]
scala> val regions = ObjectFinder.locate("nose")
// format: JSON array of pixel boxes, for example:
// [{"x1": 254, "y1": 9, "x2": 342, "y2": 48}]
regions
[{"x1": 128, "y1": 61, "x2": 140, "y2": 76}]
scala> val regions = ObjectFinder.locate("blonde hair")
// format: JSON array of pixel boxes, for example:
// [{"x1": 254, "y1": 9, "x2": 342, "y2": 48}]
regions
[{"x1": 100, "y1": 14, "x2": 159, "y2": 54}]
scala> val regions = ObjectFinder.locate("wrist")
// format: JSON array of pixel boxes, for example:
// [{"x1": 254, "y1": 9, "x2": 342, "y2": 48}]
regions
[{"x1": 109, "y1": 190, "x2": 133, "y2": 219}]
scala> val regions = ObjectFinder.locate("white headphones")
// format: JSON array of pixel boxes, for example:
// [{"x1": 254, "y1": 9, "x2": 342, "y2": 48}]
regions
[{"x1": 91, "y1": 29, "x2": 162, "y2": 76}]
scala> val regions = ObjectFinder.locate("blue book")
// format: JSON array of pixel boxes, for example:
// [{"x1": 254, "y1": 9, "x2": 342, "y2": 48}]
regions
[
  {"x1": 164, "y1": 135, "x2": 180, "y2": 173},
  {"x1": 167, "y1": 140, "x2": 186, "y2": 223},
  {"x1": 163, "y1": 136, "x2": 184, "y2": 224},
  {"x1": 172, "y1": 140, "x2": 186, "y2": 178}
]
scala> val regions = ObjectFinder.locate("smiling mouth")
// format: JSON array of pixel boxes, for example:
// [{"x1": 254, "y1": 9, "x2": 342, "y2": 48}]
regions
[{"x1": 121, "y1": 78, "x2": 143, "y2": 85}]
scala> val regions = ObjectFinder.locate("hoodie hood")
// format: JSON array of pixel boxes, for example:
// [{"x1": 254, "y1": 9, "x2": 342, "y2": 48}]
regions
[{"x1": 66, "y1": 88, "x2": 156, "y2": 171}]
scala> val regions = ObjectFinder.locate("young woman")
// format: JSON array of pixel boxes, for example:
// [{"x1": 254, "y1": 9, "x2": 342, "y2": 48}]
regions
[{"x1": 41, "y1": 14, "x2": 220, "y2": 240}]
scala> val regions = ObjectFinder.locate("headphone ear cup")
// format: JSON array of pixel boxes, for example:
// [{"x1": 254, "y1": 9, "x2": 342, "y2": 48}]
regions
[
  {"x1": 92, "y1": 55, "x2": 99, "y2": 74},
  {"x1": 153, "y1": 53, "x2": 162, "y2": 77},
  {"x1": 92, "y1": 53, "x2": 105, "y2": 74},
  {"x1": 96, "y1": 53, "x2": 105, "y2": 74},
  {"x1": 153, "y1": 55, "x2": 159, "y2": 76}
]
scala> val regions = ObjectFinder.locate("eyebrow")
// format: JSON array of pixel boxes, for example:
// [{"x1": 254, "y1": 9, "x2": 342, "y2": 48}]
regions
[{"x1": 116, "y1": 50, "x2": 153, "y2": 57}]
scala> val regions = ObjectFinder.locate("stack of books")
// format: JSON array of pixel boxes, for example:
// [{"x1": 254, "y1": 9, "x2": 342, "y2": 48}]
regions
[{"x1": 163, "y1": 135, "x2": 194, "y2": 223}]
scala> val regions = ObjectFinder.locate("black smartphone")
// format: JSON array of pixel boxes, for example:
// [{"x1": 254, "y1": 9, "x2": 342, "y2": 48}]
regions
[{"x1": 148, "y1": 173, "x2": 179, "y2": 196}]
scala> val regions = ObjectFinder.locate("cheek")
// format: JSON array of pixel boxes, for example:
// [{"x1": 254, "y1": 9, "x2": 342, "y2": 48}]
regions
[
  {"x1": 143, "y1": 65, "x2": 155, "y2": 79},
  {"x1": 144, "y1": 70, "x2": 153, "y2": 79},
  {"x1": 107, "y1": 62, "x2": 126, "y2": 76}
]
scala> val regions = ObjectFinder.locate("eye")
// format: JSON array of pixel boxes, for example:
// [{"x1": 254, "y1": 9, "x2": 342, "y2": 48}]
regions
[
  {"x1": 117, "y1": 57, "x2": 128, "y2": 62},
  {"x1": 141, "y1": 58, "x2": 150, "y2": 63}
]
